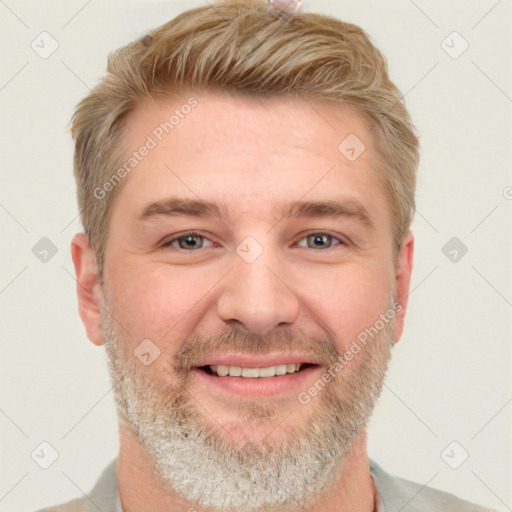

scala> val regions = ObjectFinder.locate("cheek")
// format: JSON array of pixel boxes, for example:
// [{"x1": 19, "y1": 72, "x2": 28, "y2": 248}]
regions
[
  {"x1": 105, "y1": 260, "x2": 217, "y2": 343},
  {"x1": 298, "y1": 262, "x2": 393, "y2": 343}
]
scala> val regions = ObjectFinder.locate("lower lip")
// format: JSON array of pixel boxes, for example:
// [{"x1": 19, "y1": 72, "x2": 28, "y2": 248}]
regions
[{"x1": 193, "y1": 365, "x2": 322, "y2": 398}]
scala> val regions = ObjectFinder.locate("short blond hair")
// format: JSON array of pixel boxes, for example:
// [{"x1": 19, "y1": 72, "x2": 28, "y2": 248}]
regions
[{"x1": 71, "y1": 0, "x2": 419, "y2": 275}]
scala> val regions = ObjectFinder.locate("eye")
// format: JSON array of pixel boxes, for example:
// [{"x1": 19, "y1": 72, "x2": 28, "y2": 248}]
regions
[
  {"x1": 160, "y1": 232, "x2": 214, "y2": 251},
  {"x1": 159, "y1": 231, "x2": 345, "y2": 252},
  {"x1": 296, "y1": 232, "x2": 345, "y2": 250}
]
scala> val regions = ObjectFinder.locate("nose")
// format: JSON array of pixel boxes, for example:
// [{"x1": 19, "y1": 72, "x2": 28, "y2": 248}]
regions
[{"x1": 216, "y1": 247, "x2": 301, "y2": 336}]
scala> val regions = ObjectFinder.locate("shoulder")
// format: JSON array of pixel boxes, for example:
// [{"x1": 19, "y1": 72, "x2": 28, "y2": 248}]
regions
[
  {"x1": 370, "y1": 459, "x2": 498, "y2": 512},
  {"x1": 33, "y1": 457, "x2": 118, "y2": 512},
  {"x1": 33, "y1": 496, "x2": 90, "y2": 512}
]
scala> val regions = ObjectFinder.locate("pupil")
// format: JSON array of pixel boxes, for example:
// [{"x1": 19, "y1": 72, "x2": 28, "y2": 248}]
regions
[
  {"x1": 183, "y1": 235, "x2": 199, "y2": 248},
  {"x1": 311, "y1": 234, "x2": 328, "y2": 248}
]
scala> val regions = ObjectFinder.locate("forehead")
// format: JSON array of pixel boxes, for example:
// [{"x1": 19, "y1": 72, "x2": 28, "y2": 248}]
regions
[
  {"x1": 113, "y1": 89, "x2": 389, "y2": 228},
  {"x1": 124, "y1": 89, "x2": 372, "y2": 159}
]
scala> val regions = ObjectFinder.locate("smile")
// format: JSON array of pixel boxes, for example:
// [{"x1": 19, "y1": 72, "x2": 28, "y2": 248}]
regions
[{"x1": 193, "y1": 361, "x2": 321, "y2": 398}]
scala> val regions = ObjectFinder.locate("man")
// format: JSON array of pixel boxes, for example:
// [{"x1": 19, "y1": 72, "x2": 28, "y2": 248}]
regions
[{"x1": 36, "y1": 0, "x2": 497, "y2": 511}]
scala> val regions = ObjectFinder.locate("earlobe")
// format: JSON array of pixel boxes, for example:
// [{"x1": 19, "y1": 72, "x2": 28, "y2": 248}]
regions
[
  {"x1": 392, "y1": 231, "x2": 414, "y2": 344},
  {"x1": 71, "y1": 233, "x2": 105, "y2": 346}
]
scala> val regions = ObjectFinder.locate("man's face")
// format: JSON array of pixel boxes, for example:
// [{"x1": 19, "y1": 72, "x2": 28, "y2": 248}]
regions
[{"x1": 88, "y1": 90, "x2": 411, "y2": 510}]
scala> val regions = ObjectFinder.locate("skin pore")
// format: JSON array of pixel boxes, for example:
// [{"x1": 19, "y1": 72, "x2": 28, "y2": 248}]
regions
[{"x1": 71, "y1": 89, "x2": 414, "y2": 512}]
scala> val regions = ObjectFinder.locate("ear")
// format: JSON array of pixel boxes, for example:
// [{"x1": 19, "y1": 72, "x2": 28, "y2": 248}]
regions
[
  {"x1": 392, "y1": 231, "x2": 414, "y2": 343},
  {"x1": 71, "y1": 233, "x2": 105, "y2": 346}
]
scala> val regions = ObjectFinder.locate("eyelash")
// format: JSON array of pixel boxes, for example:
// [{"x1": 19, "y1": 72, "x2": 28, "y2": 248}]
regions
[{"x1": 160, "y1": 231, "x2": 346, "y2": 251}]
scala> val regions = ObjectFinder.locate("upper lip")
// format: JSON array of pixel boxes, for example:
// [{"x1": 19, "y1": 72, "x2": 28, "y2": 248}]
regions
[{"x1": 194, "y1": 353, "x2": 322, "y2": 368}]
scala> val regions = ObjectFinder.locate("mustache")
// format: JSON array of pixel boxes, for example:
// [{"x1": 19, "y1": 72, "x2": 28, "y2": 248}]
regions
[{"x1": 172, "y1": 326, "x2": 340, "y2": 374}]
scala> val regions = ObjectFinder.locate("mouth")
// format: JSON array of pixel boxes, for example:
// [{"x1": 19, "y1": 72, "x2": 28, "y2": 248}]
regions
[{"x1": 192, "y1": 356, "x2": 323, "y2": 397}]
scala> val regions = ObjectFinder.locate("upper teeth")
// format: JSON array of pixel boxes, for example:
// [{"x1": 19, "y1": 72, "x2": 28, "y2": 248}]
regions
[{"x1": 209, "y1": 364, "x2": 302, "y2": 378}]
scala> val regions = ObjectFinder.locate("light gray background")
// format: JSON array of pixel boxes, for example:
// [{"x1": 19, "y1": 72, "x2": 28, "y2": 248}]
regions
[{"x1": 1, "y1": 1, "x2": 511, "y2": 511}]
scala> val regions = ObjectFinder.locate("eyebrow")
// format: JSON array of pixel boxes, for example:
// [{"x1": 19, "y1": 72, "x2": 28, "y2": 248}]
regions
[
  {"x1": 282, "y1": 199, "x2": 375, "y2": 231},
  {"x1": 137, "y1": 196, "x2": 375, "y2": 231},
  {"x1": 138, "y1": 197, "x2": 227, "y2": 220}
]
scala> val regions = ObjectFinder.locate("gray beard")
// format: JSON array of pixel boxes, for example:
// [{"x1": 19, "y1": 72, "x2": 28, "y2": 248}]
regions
[{"x1": 102, "y1": 311, "x2": 394, "y2": 512}]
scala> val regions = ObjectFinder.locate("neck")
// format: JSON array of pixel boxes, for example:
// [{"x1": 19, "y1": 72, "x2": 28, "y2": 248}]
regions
[{"x1": 117, "y1": 421, "x2": 377, "y2": 512}]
